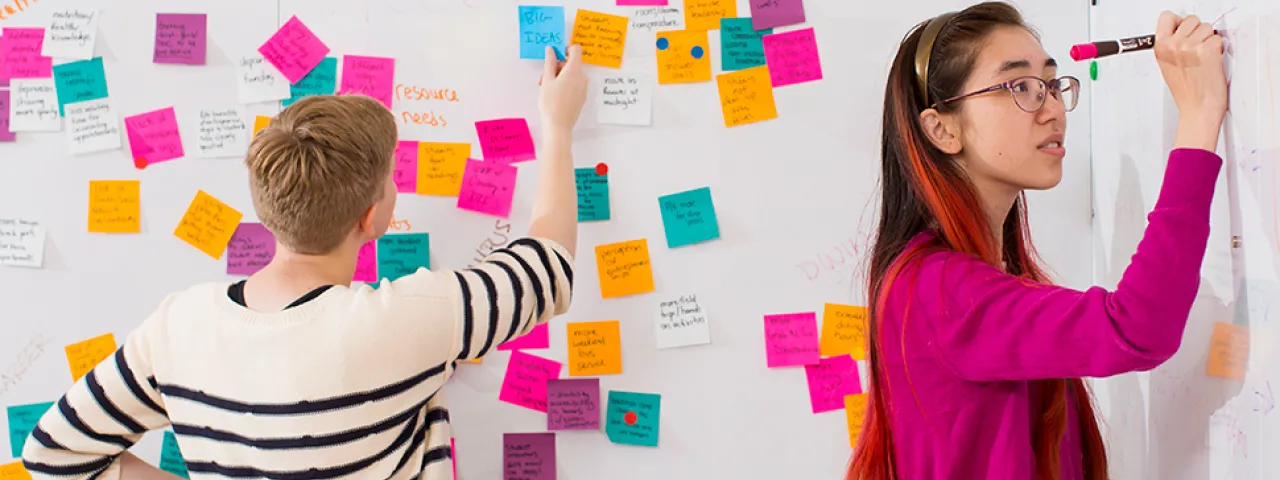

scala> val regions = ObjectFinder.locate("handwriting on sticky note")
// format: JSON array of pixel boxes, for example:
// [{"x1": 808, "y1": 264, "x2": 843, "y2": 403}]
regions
[
  {"x1": 805, "y1": 354, "x2": 861, "y2": 414},
  {"x1": 500, "y1": 351, "x2": 562, "y2": 412},
  {"x1": 575, "y1": 168, "x2": 610, "y2": 221},
  {"x1": 0, "y1": 218, "x2": 46, "y2": 268},
  {"x1": 394, "y1": 141, "x2": 419, "y2": 193},
  {"x1": 238, "y1": 54, "x2": 291, "y2": 104},
  {"x1": 595, "y1": 239, "x2": 655, "y2": 298},
  {"x1": 354, "y1": 239, "x2": 377, "y2": 282},
  {"x1": 597, "y1": 73, "x2": 653, "y2": 126},
  {"x1": 65, "y1": 98, "x2": 120, "y2": 154},
  {"x1": 0, "y1": 461, "x2": 31, "y2": 480},
  {"x1": 619, "y1": 0, "x2": 667, "y2": 5},
  {"x1": 42, "y1": 9, "x2": 100, "y2": 60},
  {"x1": 568, "y1": 321, "x2": 623, "y2": 376},
  {"x1": 820, "y1": 303, "x2": 868, "y2": 359},
  {"x1": 720, "y1": 18, "x2": 770, "y2": 71},
  {"x1": 476, "y1": 118, "x2": 536, "y2": 163},
  {"x1": 605, "y1": 390, "x2": 661, "y2": 447},
  {"x1": 764, "y1": 312, "x2": 820, "y2": 367},
  {"x1": 197, "y1": 108, "x2": 248, "y2": 158},
  {"x1": 717, "y1": 65, "x2": 778, "y2": 127},
  {"x1": 65, "y1": 332, "x2": 115, "y2": 381},
  {"x1": 376, "y1": 232, "x2": 429, "y2": 281},
  {"x1": 629, "y1": 6, "x2": 684, "y2": 37},
  {"x1": 656, "y1": 293, "x2": 711, "y2": 348},
  {"x1": 655, "y1": 30, "x2": 711, "y2": 84},
  {"x1": 503, "y1": 432, "x2": 556, "y2": 480},
  {"x1": 285, "y1": 57, "x2": 336, "y2": 106},
  {"x1": 339, "y1": 55, "x2": 395, "y2": 108},
  {"x1": 845, "y1": 393, "x2": 868, "y2": 448},
  {"x1": 7, "y1": 402, "x2": 53, "y2": 458},
  {"x1": 457, "y1": 159, "x2": 518, "y2": 218},
  {"x1": 227, "y1": 223, "x2": 276, "y2": 276},
  {"x1": 762, "y1": 27, "x2": 823, "y2": 87},
  {"x1": 258, "y1": 15, "x2": 330, "y2": 84},
  {"x1": 519, "y1": 6, "x2": 566, "y2": 60},
  {"x1": 88, "y1": 180, "x2": 141, "y2": 233},
  {"x1": 8, "y1": 78, "x2": 59, "y2": 132},
  {"x1": 418, "y1": 142, "x2": 470, "y2": 196},
  {"x1": 174, "y1": 190, "x2": 244, "y2": 259},
  {"x1": 548, "y1": 378, "x2": 600, "y2": 430},
  {"x1": 571, "y1": 10, "x2": 629, "y2": 68},
  {"x1": 749, "y1": 0, "x2": 805, "y2": 30},
  {"x1": 159, "y1": 431, "x2": 190, "y2": 479},
  {"x1": 498, "y1": 324, "x2": 549, "y2": 351},
  {"x1": 154, "y1": 13, "x2": 207, "y2": 65},
  {"x1": 683, "y1": 0, "x2": 736, "y2": 30},
  {"x1": 658, "y1": 186, "x2": 720, "y2": 247},
  {"x1": 126, "y1": 106, "x2": 185, "y2": 164},
  {"x1": 0, "y1": 27, "x2": 52, "y2": 80},
  {"x1": 1206, "y1": 321, "x2": 1248, "y2": 380},
  {"x1": 51, "y1": 57, "x2": 108, "y2": 115}
]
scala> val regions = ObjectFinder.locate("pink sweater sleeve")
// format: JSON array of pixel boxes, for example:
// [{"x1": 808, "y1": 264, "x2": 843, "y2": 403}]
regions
[{"x1": 893, "y1": 148, "x2": 1222, "y2": 381}]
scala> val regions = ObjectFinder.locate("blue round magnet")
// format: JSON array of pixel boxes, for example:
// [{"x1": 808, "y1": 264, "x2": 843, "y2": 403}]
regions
[
  {"x1": 691, "y1": 46, "x2": 704, "y2": 59},
  {"x1": 656, "y1": 38, "x2": 669, "y2": 50}
]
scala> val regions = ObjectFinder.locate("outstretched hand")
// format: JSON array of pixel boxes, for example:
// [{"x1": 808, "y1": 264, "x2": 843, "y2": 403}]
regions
[{"x1": 539, "y1": 44, "x2": 588, "y2": 133}]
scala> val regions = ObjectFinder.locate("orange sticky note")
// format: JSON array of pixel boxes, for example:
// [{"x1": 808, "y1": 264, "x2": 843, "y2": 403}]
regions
[
  {"x1": 656, "y1": 30, "x2": 711, "y2": 85},
  {"x1": 252, "y1": 115, "x2": 271, "y2": 136},
  {"x1": 465, "y1": 358, "x2": 483, "y2": 364},
  {"x1": 716, "y1": 65, "x2": 778, "y2": 127},
  {"x1": 0, "y1": 462, "x2": 31, "y2": 480},
  {"x1": 820, "y1": 303, "x2": 869, "y2": 359},
  {"x1": 684, "y1": 0, "x2": 736, "y2": 31},
  {"x1": 88, "y1": 180, "x2": 142, "y2": 233},
  {"x1": 65, "y1": 333, "x2": 116, "y2": 382},
  {"x1": 417, "y1": 142, "x2": 471, "y2": 196},
  {"x1": 571, "y1": 9, "x2": 629, "y2": 68},
  {"x1": 845, "y1": 393, "x2": 868, "y2": 448},
  {"x1": 174, "y1": 190, "x2": 244, "y2": 259},
  {"x1": 1206, "y1": 321, "x2": 1248, "y2": 380},
  {"x1": 595, "y1": 238, "x2": 655, "y2": 298},
  {"x1": 567, "y1": 320, "x2": 623, "y2": 376}
]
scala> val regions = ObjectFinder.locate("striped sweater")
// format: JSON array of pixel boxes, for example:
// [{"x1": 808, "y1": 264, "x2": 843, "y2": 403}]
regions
[{"x1": 22, "y1": 237, "x2": 574, "y2": 480}]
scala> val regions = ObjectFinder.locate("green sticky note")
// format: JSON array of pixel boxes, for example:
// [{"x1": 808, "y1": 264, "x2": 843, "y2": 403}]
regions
[
  {"x1": 159, "y1": 431, "x2": 190, "y2": 479},
  {"x1": 285, "y1": 57, "x2": 337, "y2": 107},
  {"x1": 575, "y1": 168, "x2": 610, "y2": 222},
  {"x1": 52, "y1": 57, "x2": 109, "y2": 115},
  {"x1": 720, "y1": 18, "x2": 771, "y2": 71},
  {"x1": 377, "y1": 232, "x2": 430, "y2": 282},
  {"x1": 7, "y1": 402, "x2": 54, "y2": 457},
  {"x1": 605, "y1": 390, "x2": 660, "y2": 447},
  {"x1": 658, "y1": 187, "x2": 720, "y2": 248}
]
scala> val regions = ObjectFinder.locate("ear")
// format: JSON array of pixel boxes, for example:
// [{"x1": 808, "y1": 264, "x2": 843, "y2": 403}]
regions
[
  {"x1": 356, "y1": 205, "x2": 378, "y2": 236},
  {"x1": 918, "y1": 108, "x2": 963, "y2": 155}
]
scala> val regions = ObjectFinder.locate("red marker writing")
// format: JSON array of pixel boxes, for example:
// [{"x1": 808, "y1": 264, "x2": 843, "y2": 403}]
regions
[{"x1": 1069, "y1": 30, "x2": 1222, "y2": 61}]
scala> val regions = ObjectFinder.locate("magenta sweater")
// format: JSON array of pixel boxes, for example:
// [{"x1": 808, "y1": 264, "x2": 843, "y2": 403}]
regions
[{"x1": 877, "y1": 148, "x2": 1222, "y2": 478}]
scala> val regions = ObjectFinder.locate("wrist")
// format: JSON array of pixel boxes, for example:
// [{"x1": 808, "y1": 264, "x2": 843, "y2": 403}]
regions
[
  {"x1": 1173, "y1": 115, "x2": 1222, "y2": 152},
  {"x1": 540, "y1": 124, "x2": 573, "y2": 145}
]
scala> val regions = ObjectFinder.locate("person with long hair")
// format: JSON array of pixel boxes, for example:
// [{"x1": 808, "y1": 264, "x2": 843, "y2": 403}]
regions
[{"x1": 848, "y1": 2, "x2": 1226, "y2": 479}]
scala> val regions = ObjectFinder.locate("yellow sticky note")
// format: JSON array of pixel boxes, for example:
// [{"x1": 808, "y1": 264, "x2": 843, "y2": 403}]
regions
[
  {"x1": 845, "y1": 393, "x2": 868, "y2": 448},
  {"x1": 820, "y1": 303, "x2": 869, "y2": 359},
  {"x1": 684, "y1": 0, "x2": 736, "y2": 31},
  {"x1": 1206, "y1": 321, "x2": 1249, "y2": 380},
  {"x1": 417, "y1": 142, "x2": 471, "y2": 196},
  {"x1": 65, "y1": 333, "x2": 116, "y2": 382},
  {"x1": 567, "y1": 320, "x2": 623, "y2": 376},
  {"x1": 571, "y1": 9, "x2": 629, "y2": 68},
  {"x1": 656, "y1": 30, "x2": 711, "y2": 85},
  {"x1": 595, "y1": 239, "x2": 655, "y2": 298},
  {"x1": 174, "y1": 190, "x2": 244, "y2": 259},
  {"x1": 0, "y1": 462, "x2": 31, "y2": 480},
  {"x1": 716, "y1": 65, "x2": 778, "y2": 127},
  {"x1": 252, "y1": 115, "x2": 271, "y2": 136},
  {"x1": 88, "y1": 180, "x2": 141, "y2": 233}
]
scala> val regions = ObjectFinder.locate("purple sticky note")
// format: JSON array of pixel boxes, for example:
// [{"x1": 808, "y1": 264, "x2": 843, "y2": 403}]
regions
[
  {"x1": 0, "y1": 90, "x2": 14, "y2": 142},
  {"x1": 804, "y1": 354, "x2": 861, "y2": 413},
  {"x1": 498, "y1": 324, "x2": 550, "y2": 351},
  {"x1": 258, "y1": 15, "x2": 330, "y2": 84},
  {"x1": 762, "y1": 27, "x2": 823, "y2": 87},
  {"x1": 124, "y1": 107, "x2": 185, "y2": 164},
  {"x1": 394, "y1": 140, "x2": 418, "y2": 193},
  {"x1": 475, "y1": 118, "x2": 536, "y2": 163},
  {"x1": 499, "y1": 351, "x2": 562, "y2": 412},
  {"x1": 226, "y1": 223, "x2": 276, "y2": 275},
  {"x1": 617, "y1": 0, "x2": 668, "y2": 4},
  {"x1": 503, "y1": 433, "x2": 556, "y2": 480},
  {"x1": 153, "y1": 14, "x2": 207, "y2": 65},
  {"x1": 750, "y1": 0, "x2": 806, "y2": 30},
  {"x1": 547, "y1": 378, "x2": 600, "y2": 430},
  {"x1": 0, "y1": 28, "x2": 53, "y2": 81},
  {"x1": 457, "y1": 159, "x2": 518, "y2": 218},
  {"x1": 763, "y1": 312, "x2": 820, "y2": 368},
  {"x1": 354, "y1": 240, "x2": 377, "y2": 282},
  {"x1": 339, "y1": 55, "x2": 395, "y2": 109}
]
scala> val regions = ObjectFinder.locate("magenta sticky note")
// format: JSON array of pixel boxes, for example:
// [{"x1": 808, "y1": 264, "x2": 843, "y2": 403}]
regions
[
  {"x1": 503, "y1": 433, "x2": 557, "y2": 480},
  {"x1": 0, "y1": 28, "x2": 53, "y2": 81},
  {"x1": 0, "y1": 90, "x2": 15, "y2": 142},
  {"x1": 499, "y1": 350, "x2": 562, "y2": 412},
  {"x1": 258, "y1": 15, "x2": 330, "y2": 84},
  {"x1": 457, "y1": 159, "x2": 518, "y2": 218},
  {"x1": 339, "y1": 55, "x2": 395, "y2": 109},
  {"x1": 763, "y1": 312, "x2": 820, "y2": 368},
  {"x1": 124, "y1": 107, "x2": 185, "y2": 164},
  {"x1": 498, "y1": 324, "x2": 549, "y2": 351},
  {"x1": 154, "y1": 13, "x2": 208, "y2": 65},
  {"x1": 617, "y1": 0, "x2": 668, "y2": 4},
  {"x1": 394, "y1": 140, "x2": 418, "y2": 194},
  {"x1": 226, "y1": 223, "x2": 276, "y2": 275},
  {"x1": 750, "y1": 0, "x2": 806, "y2": 30},
  {"x1": 475, "y1": 118, "x2": 536, "y2": 163},
  {"x1": 762, "y1": 27, "x2": 823, "y2": 87},
  {"x1": 547, "y1": 378, "x2": 600, "y2": 430},
  {"x1": 354, "y1": 240, "x2": 377, "y2": 282},
  {"x1": 804, "y1": 354, "x2": 861, "y2": 413}
]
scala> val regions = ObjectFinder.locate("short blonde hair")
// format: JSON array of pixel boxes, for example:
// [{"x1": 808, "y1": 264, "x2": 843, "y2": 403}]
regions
[{"x1": 245, "y1": 95, "x2": 397, "y2": 254}]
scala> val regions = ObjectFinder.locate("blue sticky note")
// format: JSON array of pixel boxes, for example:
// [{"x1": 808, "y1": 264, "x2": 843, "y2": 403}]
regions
[
  {"x1": 7, "y1": 402, "x2": 53, "y2": 457},
  {"x1": 575, "y1": 168, "x2": 610, "y2": 222},
  {"x1": 284, "y1": 57, "x2": 337, "y2": 107},
  {"x1": 377, "y1": 232, "x2": 430, "y2": 282},
  {"x1": 518, "y1": 6, "x2": 566, "y2": 60},
  {"x1": 605, "y1": 390, "x2": 660, "y2": 447},
  {"x1": 52, "y1": 57, "x2": 109, "y2": 115},
  {"x1": 720, "y1": 18, "x2": 772, "y2": 71},
  {"x1": 658, "y1": 187, "x2": 721, "y2": 248},
  {"x1": 159, "y1": 431, "x2": 191, "y2": 479}
]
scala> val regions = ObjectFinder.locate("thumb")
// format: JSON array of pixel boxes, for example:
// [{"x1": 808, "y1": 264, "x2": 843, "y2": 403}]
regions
[
  {"x1": 563, "y1": 44, "x2": 584, "y2": 71},
  {"x1": 543, "y1": 46, "x2": 558, "y2": 82}
]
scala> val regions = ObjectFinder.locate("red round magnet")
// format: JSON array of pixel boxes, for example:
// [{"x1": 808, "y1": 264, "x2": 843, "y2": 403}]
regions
[
  {"x1": 624, "y1": 411, "x2": 638, "y2": 425},
  {"x1": 595, "y1": 162, "x2": 608, "y2": 176},
  {"x1": 134, "y1": 157, "x2": 148, "y2": 170}
]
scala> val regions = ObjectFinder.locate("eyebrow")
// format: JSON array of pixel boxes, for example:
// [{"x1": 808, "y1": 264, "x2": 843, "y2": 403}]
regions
[{"x1": 998, "y1": 58, "x2": 1058, "y2": 73}]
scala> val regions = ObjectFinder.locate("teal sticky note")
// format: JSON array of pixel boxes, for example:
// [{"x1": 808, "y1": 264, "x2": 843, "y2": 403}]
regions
[
  {"x1": 605, "y1": 390, "x2": 660, "y2": 447},
  {"x1": 518, "y1": 6, "x2": 566, "y2": 60},
  {"x1": 52, "y1": 57, "x2": 109, "y2": 115},
  {"x1": 159, "y1": 431, "x2": 190, "y2": 479},
  {"x1": 575, "y1": 168, "x2": 610, "y2": 222},
  {"x1": 284, "y1": 57, "x2": 337, "y2": 107},
  {"x1": 377, "y1": 232, "x2": 430, "y2": 282},
  {"x1": 658, "y1": 187, "x2": 721, "y2": 248},
  {"x1": 720, "y1": 18, "x2": 771, "y2": 71},
  {"x1": 7, "y1": 401, "x2": 54, "y2": 457}
]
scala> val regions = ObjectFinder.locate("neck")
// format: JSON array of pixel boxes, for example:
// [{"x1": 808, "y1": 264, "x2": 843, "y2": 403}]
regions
[
  {"x1": 259, "y1": 242, "x2": 359, "y2": 288},
  {"x1": 974, "y1": 181, "x2": 1021, "y2": 264}
]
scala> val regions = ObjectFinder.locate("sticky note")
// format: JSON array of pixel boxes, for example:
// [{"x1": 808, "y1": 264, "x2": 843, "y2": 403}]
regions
[
  {"x1": 596, "y1": 72, "x2": 653, "y2": 126},
  {"x1": 174, "y1": 190, "x2": 244, "y2": 259},
  {"x1": 683, "y1": 0, "x2": 735, "y2": 30},
  {"x1": 195, "y1": 107, "x2": 249, "y2": 158},
  {"x1": 258, "y1": 15, "x2": 330, "y2": 84},
  {"x1": 7, "y1": 402, "x2": 53, "y2": 457},
  {"x1": 627, "y1": 6, "x2": 685, "y2": 44},
  {"x1": 499, "y1": 350, "x2": 562, "y2": 412},
  {"x1": 762, "y1": 27, "x2": 823, "y2": 87},
  {"x1": 575, "y1": 168, "x2": 610, "y2": 221},
  {"x1": 619, "y1": 0, "x2": 667, "y2": 4},
  {"x1": 159, "y1": 431, "x2": 190, "y2": 479},
  {"x1": 285, "y1": 57, "x2": 337, "y2": 106},
  {"x1": 0, "y1": 462, "x2": 31, "y2": 480},
  {"x1": 394, "y1": 140, "x2": 419, "y2": 193},
  {"x1": 252, "y1": 115, "x2": 271, "y2": 136},
  {"x1": 238, "y1": 54, "x2": 291, "y2": 104},
  {"x1": 125, "y1": 106, "x2": 185, "y2": 164},
  {"x1": 820, "y1": 303, "x2": 868, "y2": 359},
  {"x1": 0, "y1": 27, "x2": 52, "y2": 80},
  {"x1": 354, "y1": 239, "x2": 377, "y2": 282},
  {"x1": 153, "y1": 13, "x2": 207, "y2": 65},
  {"x1": 750, "y1": 0, "x2": 805, "y2": 30},
  {"x1": 567, "y1": 320, "x2": 623, "y2": 376},
  {"x1": 226, "y1": 223, "x2": 276, "y2": 275},
  {"x1": 547, "y1": 378, "x2": 600, "y2": 430},
  {"x1": 8, "y1": 78, "x2": 59, "y2": 131},
  {"x1": 88, "y1": 180, "x2": 141, "y2": 233},
  {"x1": 42, "y1": 9, "x2": 100, "y2": 60},
  {"x1": 0, "y1": 218, "x2": 46, "y2": 268},
  {"x1": 655, "y1": 30, "x2": 711, "y2": 84},
  {"x1": 417, "y1": 142, "x2": 470, "y2": 196},
  {"x1": 503, "y1": 432, "x2": 556, "y2": 480},
  {"x1": 720, "y1": 18, "x2": 771, "y2": 71},
  {"x1": 656, "y1": 293, "x2": 710, "y2": 348},
  {"x1": 571, "y1": 9, "x2": 629, "y2": 68},
  {"x1": 1206, "y1": 321, "x2": 1248, "y2": 380},
  {"x1": 0, "y1": 91, "x2": 10, "y2": 142},
  {"x1": 65, "y1": 332, "x2": 115, "y2": 381},
  {"x1": 339, "y1": 55, "x2": 395, "y2": 109},
  {"x1": 605, "y1": 390, "x2": 660, "y2": 447},
  {"x1": 51, "y1": 57, "x2": 108, "y2": 115},
  {"x1": 476, "y1": 118, "x2": 536, "y2": 163},
  {"x1": 377, "y1": 232, "x2": 430, "y2": 281},
  {"x1": 595, "y1": 238, "x2": 655, "y2": 298},
  {"x1": 716, "y1": 65, "x2": 778, "y2": 127},
  {"x1": 518, "y1": 6, "x2": 566, "y2": 60},
  {"x1": 498, "y1": 324, "x2": 549, "y2": 351},
  {"x1": 845, "y1": 393, "x2": 868, "y2": 448},
  {"x1": 457, "y1": 159, "x2": 518, "y2": 218},
  {"x1": 805, "y1": 354, "x2": 862, "y2": 414},
  {"x1": 65, "y1": 98, "x2": 121, "y2": 154},
  {"x1": 763, "y1": 312, "x2": 820, "y2": 367},
  {"x1": 658, "y1": 187, "x2": 720, "y2": 247}
]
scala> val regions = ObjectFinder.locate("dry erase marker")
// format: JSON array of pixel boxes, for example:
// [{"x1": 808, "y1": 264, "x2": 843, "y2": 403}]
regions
[{"x1": 1069, "y1": 31, "x2": 1222, "y2": 61}]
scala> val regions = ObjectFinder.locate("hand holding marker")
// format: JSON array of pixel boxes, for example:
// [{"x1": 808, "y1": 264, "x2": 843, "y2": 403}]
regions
[{"x1": 1070, "y1": 30, "x2": 1222, "y2": 61}]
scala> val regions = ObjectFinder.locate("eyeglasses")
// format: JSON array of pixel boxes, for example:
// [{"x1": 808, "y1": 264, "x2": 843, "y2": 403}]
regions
[{"x1": 933, "y1": 76, "x2": 1080, "y2": 113}]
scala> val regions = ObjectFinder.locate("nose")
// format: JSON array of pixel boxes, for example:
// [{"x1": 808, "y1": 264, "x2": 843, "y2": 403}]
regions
[{"x1": 1037, "y1": 90, "x2": 1068, "y2": 124}]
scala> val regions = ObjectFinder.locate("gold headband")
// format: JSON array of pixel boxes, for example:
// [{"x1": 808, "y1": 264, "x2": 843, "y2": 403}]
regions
[{"x1": 914, "y1": 11, "x2": 959, "y2": 106}]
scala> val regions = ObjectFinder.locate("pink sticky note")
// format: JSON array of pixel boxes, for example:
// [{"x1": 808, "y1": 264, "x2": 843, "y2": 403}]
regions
[
  {"x1": 0, "y1": 90, "x2": 15, "y2": 142},
  {"x1": 763, "y1": 312, "x2": 820, "y2": 368},
  {"x1": 499, "y1": 350, "x2": 562, "y2": 412},
  {"x1": 258, "y1": 15, "x2": 330, "y2": 84},
  {"x1": 547, "y1": 378, "x2": 600, "y2": 430},
  {"x1": 497, "y1": 324, "x2": 549, "y2": 351},
  {"x1": 226, "y1": 223, "x2": 276, "y2": 275},
  {"x1": 339, "y1": 55, "x2": 395, "y2": 109},
  {"x1": 354, "y1": 239, "x2": 377, "y2": 282},
  {"x1": 456, "y1": 159, "x2": 518, "y2": 218},
  {"x1": 154, "y1": 13, "x2": 209, "y2": 65},
  {"x1": 804, "y1": 354, "x2": 862, "y2": 413},
  {"x1": 750, "y1": 0, "x2": 806, "y2": 30},
  {"x1": 0, "y1": 28, "x2": 53, "y2": 81},
  {"x1": 617, "y1": 0, "x2": 668, "y2": 4},
  {"x1": 475, "y1": 118, "x2": 536, "y2": 163},
  {"x1": 394, "y1": 140, "x2": 418, "y2": 193},
  {"x1": 762, "y1": 27, "x2": 823, "y2": 87},
  {"x1": 124, "y1": 107, "x2": 185, "y2": 164}
]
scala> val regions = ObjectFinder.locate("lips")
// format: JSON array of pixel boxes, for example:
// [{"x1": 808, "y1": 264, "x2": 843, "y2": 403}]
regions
[{"x1": 1038, "y1": 141, "x2": 1062, "y2": 149}]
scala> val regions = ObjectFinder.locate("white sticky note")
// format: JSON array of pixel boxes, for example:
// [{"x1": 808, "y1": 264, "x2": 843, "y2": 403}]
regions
[
  {"x1": 656, "y1": 293, "x2": 711, "y2": 349},
  {"x1": 65, "y1": 98, "x2": 121, "y2": 154},
  {"x1": 42, "y1": 9, "x2": 101, "y2": 60},
  {"x1": 626, "y1": 5, "x2": 685, "y2": 58},
  {"x1": 237, "y1": 54, "x2": 290, "y2": 104},
  {"x1": 9, "y1": 78, "x2": 61, "y2": 132},
  {"x1": 0, "y1": 218, "x2": 47, "y2": 268},
  {"x1": 193, "y1": 107, "x2": 249, "y2": 158},
  {"x1": 597, "y1": 72, "x2": 653, "y2": 126}
]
